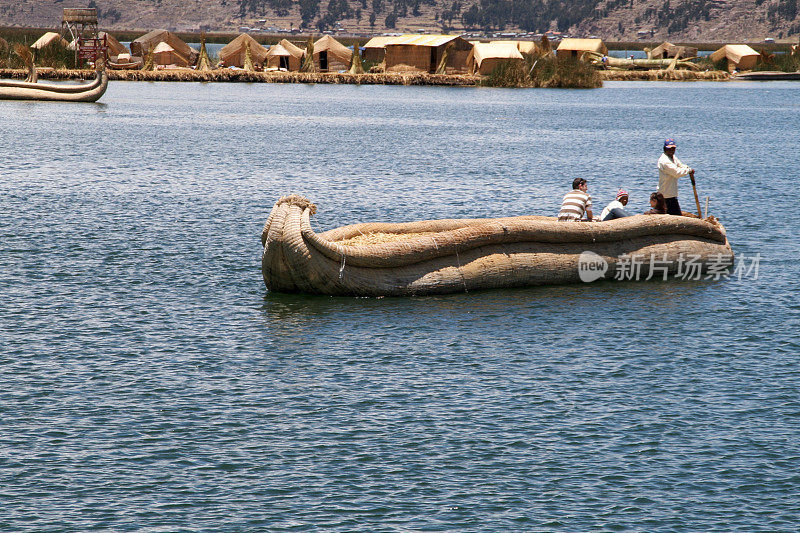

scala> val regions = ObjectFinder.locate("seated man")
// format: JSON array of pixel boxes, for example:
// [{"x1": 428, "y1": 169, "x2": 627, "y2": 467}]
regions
[
  {"x1": 600, "y1": 189, "x2": 633, "y2": 221},
  {"x1": 558, "y1": 178, "x2": 593, "y2": 222}
]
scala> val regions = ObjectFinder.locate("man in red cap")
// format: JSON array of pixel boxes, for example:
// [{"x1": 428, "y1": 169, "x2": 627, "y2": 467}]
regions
[
  {"x1": 600, "y1": 188, "x2": 632, "y2": 221},
  {"x1": 658, "y1": 138, "x2": 694, "y2": 215}
]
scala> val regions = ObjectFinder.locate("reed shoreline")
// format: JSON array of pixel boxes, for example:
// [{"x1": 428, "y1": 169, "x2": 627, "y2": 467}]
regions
[
  {"x1": 600, "y1": 69, "x2": 730, "y2": 81},
  {"x1": 0, "y1": 68, "x2": 479, "y2": 86},
  {"x1": 0, "y1": 67, "x2": 733, "y2": 84}
]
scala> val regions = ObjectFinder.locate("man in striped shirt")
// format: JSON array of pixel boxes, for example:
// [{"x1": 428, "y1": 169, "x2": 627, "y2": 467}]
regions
[{"x1": 558, "y1": 178, "x2": 594, "y2": 221}]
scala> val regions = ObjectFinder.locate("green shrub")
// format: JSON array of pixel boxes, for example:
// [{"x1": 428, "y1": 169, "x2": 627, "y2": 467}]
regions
[
  {"x1": 480, "y1": 55, "x2": 601, "y2": 88},
  {"x1": 752, "y1": 52, "x2": 800, "y2": 72}
]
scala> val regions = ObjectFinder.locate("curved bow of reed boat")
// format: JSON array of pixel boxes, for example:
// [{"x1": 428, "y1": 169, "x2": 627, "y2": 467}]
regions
[
  {"x1": 0, "y1": 70, "x2": 108, "y2": 102},
  {"x1": 261, "y1": 195, "x2": 734, "y2": 296}
]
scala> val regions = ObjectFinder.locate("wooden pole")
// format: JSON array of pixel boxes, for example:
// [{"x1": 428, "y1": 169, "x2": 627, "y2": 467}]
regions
[{"x1": 690, "y1": 174, "x2": 702, "y2": 218}]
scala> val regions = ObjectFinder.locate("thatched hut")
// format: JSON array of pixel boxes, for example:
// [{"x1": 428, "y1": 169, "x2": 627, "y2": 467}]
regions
[
  {"x1": 468, "y1": 42, "x2": 524, "y2": 75},
  {"x1": 131, "y1": 29, "x2": 198, "y2": 64},
  {"x1": 265, "y1": 39, "x2": 305, "y2": 71},
  {"x1": 313, "y1": 35, "x2": 352, "y2": 72},
  {"x1": 362, "y1": 35, "x2": 399, "y2": 63},
  {"x1": 487, "y1": 40, "x2": 538, "y2": 56},
  {"x1": 556, "y1": 38, "x2": 607, "y2": 60},
  {"x1": 649, "y1": 41, "x2": 697, "y2": 59},
  {"x1": 31, "y1": 32, "x2": 70, "y2": 50},
  {"x1": 710, "y1": 44, "x2": 759, "y2": 72},
  {"x1": 219, "y1": 33, "x2": 269, "y2": 68},
  {"x1": 512, "y1": 40, "x2": 539, "y2": 55},
  {"x1": 99, "y1": 32, "x2": 128, "y2": 58},
  {"x1": 384, "y1": 35, "x2": 472, "y2": 74},
  {"x1": 152, "y1": 42, "x2": 189, "y2": 67}
]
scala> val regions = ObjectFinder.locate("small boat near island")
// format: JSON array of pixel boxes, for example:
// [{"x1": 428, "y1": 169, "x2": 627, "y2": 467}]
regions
[
  {"x1": 261, "y1": 195, "x2": 734, "y2": 297},
  {"x1": 0, "y1": 70, "x2": 108, "y2": 102},
  {"x1": 733, "y1": 71, "x2": 800, "y2": 81}
]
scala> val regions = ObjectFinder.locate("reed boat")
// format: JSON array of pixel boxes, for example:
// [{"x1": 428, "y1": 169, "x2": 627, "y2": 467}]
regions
[
  {"x1": 0, "y1": 70, "x2": 108, "y2": 102},
  {"x1": 733, "y1": 71, "x2": 800, "y2": 81},
  {"x1": 107, "y1": 59, "x2": 143, "y2": 70},
  {"x1": 261, "y1": 195, "x2": 734, "y2": 297}
]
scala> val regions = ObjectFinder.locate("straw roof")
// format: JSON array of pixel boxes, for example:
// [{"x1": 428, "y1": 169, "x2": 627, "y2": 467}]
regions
[
  {"x1": 131, "y1": 29, "x2": 197, "y2": 62},
  {"x1": 363, "y1": 36, "x2": 401, "y2": 49},
  {"x1": 153, "y1": 42, "x2": 174, "y2": 54},
  {"x1": 313, "y1": 35, "x2": 352, "y2": 64},
  {"x1": 219, "y1": 33, "x2": 269, "y2": 65},
  {"x1": 276, "y1": 38, "x2": 305, "y2": 58},
  {"x1": 267, "y1": 43, "x2": 292, "y2": 57},
  {"x1": 556, "y1": 38, "x2": 608, "y2": 55},
  {"x1": 513, "y1": 40, "x2": 538, "y2": 55},
  {"x1": 489, "y1": 40, "x2": 538, "y2": 55},
  {"x1": 31, "y1": 32, "x2": 69, "y2": 50},
  {"x1": 99, "y1": 32, "x2": 128, "y2": 56},
  {"x1": 472, "y1": 42, "x2": 523, "y2": 67},
  {"x1": 266, "y1": 40, "x2": 304, "y2": 70},
  {"x1": 649, "y1": 41, "x2": 697, "y2": 59},
  {"x1": 151, "y1": 41, "x2": 190, "y2": 67},
  {"x1": 710, "y1": 44, "x2": 759, "y2": 66},
  {"x1": 383, "y1": 34, "x2": 465, "y2": 47}
]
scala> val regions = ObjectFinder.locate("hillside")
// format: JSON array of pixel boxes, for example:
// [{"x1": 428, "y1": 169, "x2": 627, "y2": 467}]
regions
[{"x1": 1, "y1": 0, "x2": 799, "y2": 41}]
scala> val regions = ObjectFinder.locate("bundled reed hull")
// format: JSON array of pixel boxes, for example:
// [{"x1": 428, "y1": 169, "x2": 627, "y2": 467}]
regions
[
  {"x1": 0, "y1": 71, "x2": 108, "y2": 102},
  {"x1": 733, "y1": 71, "x2": 800, "y2": 81},
  {"x1": 261, "y1": 196, "x2": 734, "y2": 297}
]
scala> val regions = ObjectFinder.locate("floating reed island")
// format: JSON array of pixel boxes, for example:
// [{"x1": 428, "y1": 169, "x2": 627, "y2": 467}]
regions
[
  {"x1": 4, "y1": 30, "x2": 759, "y2": 88},
  {"x1": 0, "y1": 67, "x2": 478, "y2": 86},
  {"x1": 600, "y1": 70, "x2": 730, "y2": 81},
  {"x1": 260, "y1": 195, "x2": 733, "y2": 297}
]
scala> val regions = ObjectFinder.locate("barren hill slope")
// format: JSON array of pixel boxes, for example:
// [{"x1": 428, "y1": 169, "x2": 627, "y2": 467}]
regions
[{"x1": 1, "y1": 0, "x2": 798, "y2": 41}]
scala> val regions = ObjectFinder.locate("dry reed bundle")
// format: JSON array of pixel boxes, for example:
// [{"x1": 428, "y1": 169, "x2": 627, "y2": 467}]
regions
[
  {"x1": 244, "y1": 41, "x2": 254, "y2": 72},
  {"x1": 196, "y1": 33, "x2": 212, "y2": 71},
  {"x1": 540, "y1": 34, "x2": 552, "y2": 55},
  {"x1": 141, "y1": 48, "x2": 154, "y2": 71},
  {"x1": 13, "y1": 43, "x2": 36, "y2": 82},
  {"x1": 600, "y1": 69, "x2": 729, "y2": 81},
  {"x1": 348, "y1": 43, "x2": 364, "y2": 75},
  {"x1": 335, "y1": 231, "x2": 435, "y2": 246},
  {"x1": 300, "y1": 36, "x2": 315, "y2": 72},
  {"x1": 435, "y1": 43, "x2": 452, "y2": 74}
]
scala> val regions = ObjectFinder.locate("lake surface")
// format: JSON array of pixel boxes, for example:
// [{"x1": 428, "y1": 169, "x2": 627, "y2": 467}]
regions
[{"x1": 1, "y1": 80, "x2": 799, "y2": 531}]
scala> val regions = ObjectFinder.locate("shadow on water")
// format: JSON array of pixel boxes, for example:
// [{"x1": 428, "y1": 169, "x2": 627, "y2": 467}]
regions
[{"x1": 258, "y1": 277, "x2": 726, "y2": 324}]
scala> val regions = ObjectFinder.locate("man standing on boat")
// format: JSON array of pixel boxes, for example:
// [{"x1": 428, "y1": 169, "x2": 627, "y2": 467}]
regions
[
  {"x1": 658, "y1": 138, "x2": 694, "y2": 215},
  {"x1": 558, "y1": 178, "x2": 594, "y2": 221}
]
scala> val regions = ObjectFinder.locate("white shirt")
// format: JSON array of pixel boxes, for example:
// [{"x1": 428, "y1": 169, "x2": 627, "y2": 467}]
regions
[
  {"x1": 658, "y1": 152, "x2": 691, "y2": 198},
  {"x1": 600, "y1": 199, "x2": 625, "y2": 221}
]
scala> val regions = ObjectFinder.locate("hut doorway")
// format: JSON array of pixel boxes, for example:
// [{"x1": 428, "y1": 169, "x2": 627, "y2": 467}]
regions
[
  {"x1": 319, "y1": 51, "x2": 328, "y2": 71},
  {"x1": 279, "y1": 56, "x2": 289, "y2": 70},
  {"x1": 429, "y1": 47, "x2": 437, "y2": 73}
]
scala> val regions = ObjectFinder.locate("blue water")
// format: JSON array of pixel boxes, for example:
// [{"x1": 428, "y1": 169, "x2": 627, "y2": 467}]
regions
[{"x1": 1, "y1": 81, "x2": 799, "y2": 531}]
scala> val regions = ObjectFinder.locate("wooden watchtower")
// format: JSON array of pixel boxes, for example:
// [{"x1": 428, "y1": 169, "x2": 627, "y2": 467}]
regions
[
  {"x1": 62, "y1": 8, "x2": 98, "y2": 42},
  {"x1": 61, "y1": 8, "x2": 104, "y2": 66}
]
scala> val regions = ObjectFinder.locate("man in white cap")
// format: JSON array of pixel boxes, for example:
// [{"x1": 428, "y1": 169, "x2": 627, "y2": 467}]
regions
[{"x1": 658, "y1": 138, "x2": 694, "y2": 215}]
